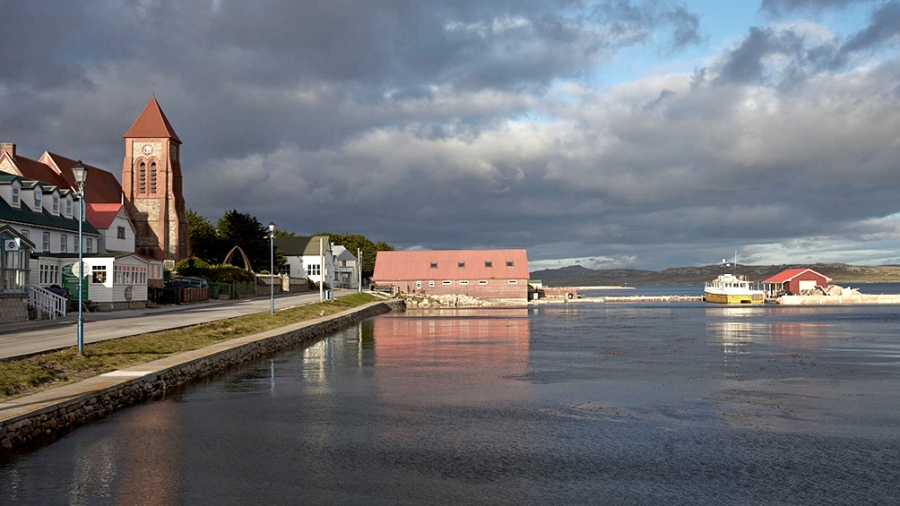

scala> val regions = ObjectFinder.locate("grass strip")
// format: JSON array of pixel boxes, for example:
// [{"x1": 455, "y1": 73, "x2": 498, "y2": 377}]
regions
[{"x1": 0, "y1": 293, "x2": 378, "y2": 402}]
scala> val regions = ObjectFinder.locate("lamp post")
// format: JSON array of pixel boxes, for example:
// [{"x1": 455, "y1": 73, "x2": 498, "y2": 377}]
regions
[
  {"x1": 268, "y1": 221, "x2": 275, "y2": 315},
  {"x1": 72, "y1": 161, "x2": 88, "y2": 356}
]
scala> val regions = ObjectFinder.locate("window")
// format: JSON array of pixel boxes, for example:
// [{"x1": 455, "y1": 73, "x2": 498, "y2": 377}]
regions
[
  {"x1": 150, "y1": 162, "x2": 157, "y2": 193},
  {"x1": 39, "y1": 264, "x2": 59, "y2": 285},
  {"x1": 306, "y1": 264, "x2": 321, "y2": 276},
  {"x1": 428, "y1": 280, "x2": 435, "y2": 287},
  {"x1": 478, "y1": 280, "x2": 488, "y2": 285},
  {"x1": 2, "y1": 249, "x2": 29, "y2": 292},
  {"x1": 86, "y1": 238, "x2": 93, "y2": 254},
  {"x1": 416, "y1": 281, "x2": 422, "y2": 289},
  {"x1": 21, "y1": 229, "x2": 29, "y2": 240},
  {"x1": 458, "y1": 262, "x2": 465, "y2": 268},
  {"x1": 430, "y1": 262, "x2": 438, "y2": 269},
  {"x1": 117, "y1": 226, "x2": 126, "y2": 239},
  {"x1": 441, "y1": 280, "x2": 452, "y2": 286},
  {"x1": 60, "y1": 234, "x2": 67, "y2": 253},
  {"x1": 11, "y1": 186, "x2": 19, "y2": 206},
  {"x1": 66, "y1": 198, "x2": 72, "y2": 215},
  {"x1": 42, "y1": 232, "x2": 50, "y2": 252},
  {"x1": 52, "y1": 195, "x2": 59, "y2": 214},
  {"x1": 34, "y1": 191, "x2": 41, "y2": 210},
  {"x1": 485, "y1": 261, "x2": 492, "y2": 268},
  {"x1": 139, "y1": 162, "x2": 146, "y2": 193},
  {"x1": 459, "y1": 280, "x2": 469, "y2": 285},
  {"x1": 508, "y1": 280, "x2": 518, "y2": 284},
  {"x1": 92, "y1": 265, "x2": 107, "y2": 284},
  {"x1": 506, "y1": 261, "x2": 515, "y2": 267}
]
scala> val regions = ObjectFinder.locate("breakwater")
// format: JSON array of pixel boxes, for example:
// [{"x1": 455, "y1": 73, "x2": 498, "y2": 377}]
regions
[{"x1": 0, "y1": 300, "x2": 404, "y2": 455}]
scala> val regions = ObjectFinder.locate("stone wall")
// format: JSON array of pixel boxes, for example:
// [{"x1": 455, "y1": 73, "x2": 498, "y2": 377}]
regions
[
  {"x1": 0, "y1": 294, "x2": 28, "y2": 324},
  {"x1": 0, "y1": 299, "x2": 404, "y2": 454}
]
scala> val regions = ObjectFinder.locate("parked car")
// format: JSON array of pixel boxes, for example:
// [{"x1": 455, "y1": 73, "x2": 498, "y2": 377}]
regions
[{"x1": 164, "y1": 277, "x2": 208, "y2": 289}]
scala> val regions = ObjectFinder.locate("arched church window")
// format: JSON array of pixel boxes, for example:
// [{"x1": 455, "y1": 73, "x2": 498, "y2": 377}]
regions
[
  {"x1": 139, "y1": 162, "x2": 146, "y2": 193},
  {"x1": 150, "y1": 162, "x2": 157, "y2": 193}
]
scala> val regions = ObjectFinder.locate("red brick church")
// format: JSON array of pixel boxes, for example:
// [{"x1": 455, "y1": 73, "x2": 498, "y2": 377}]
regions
[
  {"x1": 0, "y1": 95, "x2": 189, "y2": 267},
  {"x1": 121, "y1": 95, "x2": 189, "y2": 266}
]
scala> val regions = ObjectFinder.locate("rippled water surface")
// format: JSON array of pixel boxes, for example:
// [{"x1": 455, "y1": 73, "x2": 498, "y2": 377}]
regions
[{"x1": 3, "y1": 303, "x2": 900, "y2": 505}]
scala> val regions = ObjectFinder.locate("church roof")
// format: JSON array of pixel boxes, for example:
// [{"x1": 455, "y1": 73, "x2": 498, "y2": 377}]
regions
[{"x1": 122, "y1": 95, "x2": 181, "y2": 143}]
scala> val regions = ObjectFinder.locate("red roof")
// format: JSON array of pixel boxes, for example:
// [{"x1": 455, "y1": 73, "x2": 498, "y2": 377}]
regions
[
  {"x1": 85, "y1": 203, "x2": 123, "y2": 229},
  {"x1": 373, "y1": 250, "x2": 530, "y2": 281},
  {"x1": 44, "y1": 153, "x2": 123, "y2": 204},
  {"x1": 123, "y1": 95, "x2": 181, "y2": 143},
  {"x1": 12, "y1": 155, "x2": 61, "y2": 186},
  {"x1": 763, "y1": 268, "x2": 832, "y2": 283}
]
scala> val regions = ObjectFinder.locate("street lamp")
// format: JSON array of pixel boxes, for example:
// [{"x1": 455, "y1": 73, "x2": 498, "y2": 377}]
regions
[
  {"x1": 72, "y1": 161, "x2": 88, "y2": 355},
  {"x1": 268, "y1": 221, "x2": 275, "y2": 315}
]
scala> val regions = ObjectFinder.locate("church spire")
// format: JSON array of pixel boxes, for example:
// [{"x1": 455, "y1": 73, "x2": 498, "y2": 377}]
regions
[{"x1": 123, "y1": 95, "x2": 181, "y2": 143}]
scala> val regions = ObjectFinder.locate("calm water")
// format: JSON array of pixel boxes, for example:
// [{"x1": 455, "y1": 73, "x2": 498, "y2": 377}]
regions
[{"x1": 3, "y1": 301, "x2": 900, "y2": 505}]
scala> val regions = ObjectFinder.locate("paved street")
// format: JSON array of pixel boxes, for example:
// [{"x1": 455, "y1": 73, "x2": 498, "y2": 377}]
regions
[{"x1": 0, "y1": 290, "x2": 348, "y2": 360}]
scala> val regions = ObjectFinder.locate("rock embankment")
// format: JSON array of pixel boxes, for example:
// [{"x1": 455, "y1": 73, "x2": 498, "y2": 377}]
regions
[
  {"x1": 777, "y1": 285, "x2": 900, "y2": 305},
  {"x1": 401, "y1": 294, "x2": 494, "y2": 308}
]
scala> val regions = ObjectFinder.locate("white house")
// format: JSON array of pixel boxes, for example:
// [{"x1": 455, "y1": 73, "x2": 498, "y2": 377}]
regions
[
  {"x1": 273, "y1": 235, "x2": 335, "y2": 288},
  {"x1": 332, "y1": 245, "x2": 359, "y2": 289}
]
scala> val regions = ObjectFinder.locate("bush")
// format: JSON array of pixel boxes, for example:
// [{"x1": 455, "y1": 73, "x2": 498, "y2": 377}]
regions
[
  {"x1": 174, "y1": 257, "x2": 212, "y2": 278},
  {"x1": 209, "y1": 264, "x2": 255, "y2": 283}
]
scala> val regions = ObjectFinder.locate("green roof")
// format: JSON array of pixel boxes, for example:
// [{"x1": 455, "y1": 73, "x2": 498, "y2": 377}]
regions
[{"x1": 273, "y1": 235, "x2": 329, "y2": 256}]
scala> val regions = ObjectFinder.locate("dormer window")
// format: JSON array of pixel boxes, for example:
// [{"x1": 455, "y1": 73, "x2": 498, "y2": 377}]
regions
[
  {"x1": 11, "y1": 185, "x2": 19, "y2": 207},
  {"x1": 52, "y1": 194, "x2": 59, "y2": 214},
  {"x1": 66, "y1": 197, "x2": 72, "y2": 216},
  {"x1": 34, "y1": 190, "x2": 42, "y2": 210}
]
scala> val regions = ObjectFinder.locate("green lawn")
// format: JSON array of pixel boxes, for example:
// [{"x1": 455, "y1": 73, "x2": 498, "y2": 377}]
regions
[{"x1": 0, "y1": 293, "x2": 378, "y2": 401}]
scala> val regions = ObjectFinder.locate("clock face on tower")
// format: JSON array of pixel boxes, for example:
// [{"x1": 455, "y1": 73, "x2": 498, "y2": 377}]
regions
[{"x1": 142, "y1": 144, "x2": 152, "y2": 155}]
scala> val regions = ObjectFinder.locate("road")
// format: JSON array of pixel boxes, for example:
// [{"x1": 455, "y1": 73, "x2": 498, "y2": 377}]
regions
[{"x1": 0, "y1": 291, "x2": 345, "y2": 360}]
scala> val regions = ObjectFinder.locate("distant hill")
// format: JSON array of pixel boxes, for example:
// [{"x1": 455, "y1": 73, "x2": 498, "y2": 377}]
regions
[{"x1": 530, "y1": 264, "x2": 900, "y2": 287}]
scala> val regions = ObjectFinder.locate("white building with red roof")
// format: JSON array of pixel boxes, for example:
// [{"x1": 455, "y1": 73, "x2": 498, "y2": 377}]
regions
[
  {"x1": 372, "y1": 249, "x2": 530, "y2": 301},
  {"x1": 85, "y1": 203, "x2": 136, "y2": 254},
  {"x1": 763, "y1": 268, "x2": 832, "y2": 295}
]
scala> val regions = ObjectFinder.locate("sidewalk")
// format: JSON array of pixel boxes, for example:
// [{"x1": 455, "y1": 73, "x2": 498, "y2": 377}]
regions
[{"x1": 0, "y1": 290, "x2": 349, "y2": 360}]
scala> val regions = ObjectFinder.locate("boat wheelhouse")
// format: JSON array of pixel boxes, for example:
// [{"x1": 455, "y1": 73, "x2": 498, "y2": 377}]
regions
[{"x1": 704, "y1": 273, "x2": 766, "y2": 304}]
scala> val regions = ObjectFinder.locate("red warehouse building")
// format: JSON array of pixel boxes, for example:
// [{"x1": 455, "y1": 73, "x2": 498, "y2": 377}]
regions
[
  {"x1": 764, "y1": 268, "x2": 832, "y2": 295},
  {"x1": 372, "y1": 249, "x2": 530, "y2": 301}
]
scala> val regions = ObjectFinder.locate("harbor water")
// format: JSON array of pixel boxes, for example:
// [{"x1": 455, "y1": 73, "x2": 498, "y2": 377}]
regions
[{"x1": 3, "y1": 299, "x2": 900, "y2": 505}]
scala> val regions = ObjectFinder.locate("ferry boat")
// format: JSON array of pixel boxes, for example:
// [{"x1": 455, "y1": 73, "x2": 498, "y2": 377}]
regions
[{"x1": 704, "y1": 273, "x2": 766, "y2": 304}]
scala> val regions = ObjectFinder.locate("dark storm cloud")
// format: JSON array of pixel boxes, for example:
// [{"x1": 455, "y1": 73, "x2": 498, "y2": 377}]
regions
[
  {"x1": 841, "y1": 1, "x2": 900, "y2": 53},
  {"x1": 3, "y1": 0, "x2": 899, "y2": 269},
  {"x1": 760, "y1": 0, "x2": 873, "y2": 15}
]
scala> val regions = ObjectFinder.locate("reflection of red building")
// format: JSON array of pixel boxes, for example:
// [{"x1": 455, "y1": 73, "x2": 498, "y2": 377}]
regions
[{"x1": 372, "y1": 310, "x2": 531, "y2": 402}]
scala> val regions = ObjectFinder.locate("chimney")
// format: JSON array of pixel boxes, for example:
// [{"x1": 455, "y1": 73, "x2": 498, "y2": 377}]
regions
[{"x1": 0, "y1": 143, "x2": 15, "y2": 160}]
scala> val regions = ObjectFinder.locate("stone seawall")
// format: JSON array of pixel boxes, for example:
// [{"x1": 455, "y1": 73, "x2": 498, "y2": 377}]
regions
[{"x1": 0, "y1": 300, "x2": 404, "y2": 455}]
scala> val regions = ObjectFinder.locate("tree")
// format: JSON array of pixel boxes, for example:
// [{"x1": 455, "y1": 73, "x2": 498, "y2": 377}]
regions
[
  {"x1": 316, "y1": 232, "x2": 394, "y2": 278},
  {"x1": 187, "y1": 209, "x2": 224, "y2": 265},
  {"x1": 218, "y1": 209, "x2": 272, "y2": 272}
]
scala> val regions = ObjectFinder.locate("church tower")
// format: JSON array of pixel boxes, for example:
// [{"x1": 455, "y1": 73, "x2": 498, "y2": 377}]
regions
[{"x1": 122, "y1": 95, "x2": 189, "y2": 267}]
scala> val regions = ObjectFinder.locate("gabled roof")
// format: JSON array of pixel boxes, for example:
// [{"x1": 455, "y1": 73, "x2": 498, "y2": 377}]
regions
[
  {"x1": 0, "y1": 224, "x2": 37, "y2": 251},
  {"x1": 42, "y1": 153, "x2": 123, "y2": 204},
  {"x1": 123, "y1": 95, "x2": 181, "y2": 143},
  {"x1": 85, "y1": 203, "x2": 125, "y2": 230},
  {"x1": 764, "y1": 268, "x2": 832, "y2": 283},
  {"x1": 373, "y1": 249, "x2": 530, "y2": 281},
  {"x1": 274, "y1": 235, "x2": 330, "y2": 256},
  {"x1": 333, "y1": 245, "x2": 357, "y2": 262}
]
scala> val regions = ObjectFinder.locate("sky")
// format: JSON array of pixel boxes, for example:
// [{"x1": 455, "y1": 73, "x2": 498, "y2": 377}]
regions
[{"x1": 1, "y1": 0, "x2": 898, "y2": 271}]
